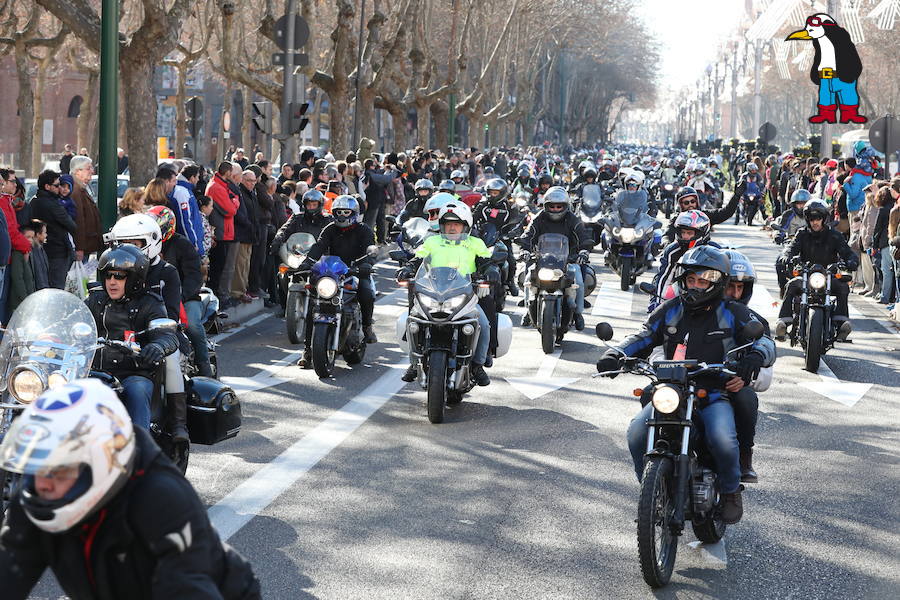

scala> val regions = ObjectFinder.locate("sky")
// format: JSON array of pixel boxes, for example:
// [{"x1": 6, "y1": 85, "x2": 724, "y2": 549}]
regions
[{"x1": 634, "y1": 0, "x2": 748, "y2": 91}]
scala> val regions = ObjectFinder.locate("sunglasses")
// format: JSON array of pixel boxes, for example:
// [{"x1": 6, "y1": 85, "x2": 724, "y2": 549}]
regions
[
  {"x1": 805, "y1": 16, "x2": 834, "y2": 27},
  {"x1": 333, "y1": 209, "x2": 353, "y2": 217},
  {"x1": 104, "y1": 272, "x2": 128, "y2": 281}
]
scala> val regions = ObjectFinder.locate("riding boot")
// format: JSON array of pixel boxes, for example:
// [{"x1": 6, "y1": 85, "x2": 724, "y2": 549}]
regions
[
  {"x1": 167, "y1": 392, "x2": 190, "y2": 444},
  {"x1": 838, "y1": 104, "x2": 867, "y2": 124},
  {"x1": 739, "y1": 448, "x2": 758, "y2": 483},
  {"x1": 808, "y1": 104, "x2": 837, "y2": 124},
  {"x1": 721, "y1": 485, "x2": 744, "y2": 524}
]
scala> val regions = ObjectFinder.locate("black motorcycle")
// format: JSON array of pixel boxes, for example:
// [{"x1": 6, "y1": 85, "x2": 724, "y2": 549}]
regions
[
  {"x1": 735, "y1": 191, "x2": 762, "y2": 226},
  {"x1": 786, "y1": 261, "x2": 852, "y2": 372},
  {"x1": 595, "y1": 320, "x2": 764, "y2": 588},
  {"x1": 658, "y1": 182, "x2": 677, "y2": 219},
  {"x1": 579, "y1": 183, "x2": 606, "y2": 248},
  {"x1": 523, "y1": 234, "x2": 578, "y2": 353},
  {"x1": 278, "y1": 232, "x2": 318, "y2": 345}
]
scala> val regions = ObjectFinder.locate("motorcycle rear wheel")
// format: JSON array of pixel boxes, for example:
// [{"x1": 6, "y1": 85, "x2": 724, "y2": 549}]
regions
[
  {"x1": 312, "y1": 322, "x2": 337, "y2": 378},
  {"x1": 805, "y1": 307, "x2": 825, "y2": 373},
  {"x1": 637, "y1": 457, "x2": 678, "y2": 588},
  {"x1": 692, "y1": 511, "x2": 727, "y2": 543},
  {"x1": 427, "y1": 350, "x2": 448, "y2": 423}
]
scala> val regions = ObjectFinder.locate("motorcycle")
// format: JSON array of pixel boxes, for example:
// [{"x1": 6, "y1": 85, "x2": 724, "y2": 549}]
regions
[
  {"x1": 602, "y1": 206, "x2": 660, "y2": 291},
  {"x1": 278, "y1": 232, "x2": 318, "y2": 345},
  {"x1": 307, "y1": 248, "x2": 377, "y2": 378},
  {"x1": 388, "y1": 217, "x2": 431, "y2": 267},
  {"x1": 786, "y1": 261, "x2": 852, "y2": 373},
  {"x1": 199, "y1": 286, "x2": 225, "y2": 336},
  {"x1": 658, "y1": 182, "x2": 676, "y2": 218},
  {"x1": 579, "y1": 183, "x2": 606, "y2": 248},
  {"x1": 396, "y1": 257, "x2": 512, "y2": 423},
  {"x1": 735, "y1": 192, "x2": 761, "y2": 226},
  {"x1": 595, "y1": 320, "x2": 764, "y2": 588},
  {"x1": 523, "y1": 234, "x2": 577, "y2": 353}
]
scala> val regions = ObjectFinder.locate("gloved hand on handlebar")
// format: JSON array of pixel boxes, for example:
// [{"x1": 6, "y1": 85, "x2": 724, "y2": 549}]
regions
[
  {"x1": 595, "y1": 352, "x2": 622, "y2": 378},
  {"x1": 139, "y1": 343, "x2": 165, "y2": 365},
  {"x1": 735, "y1": 350, "x2": 765, "y2": 385},
  {"x1": 577, "y1": 249, "x2": 590, "y2": 265},
  {"x1": 774, "y1": 232, "x2": 785, "y2": 244},
  {"x1": 397, "y1": 267, "x2": 413, "y2": 281},
  {"x1": 520, "y1": 251, "x2": 531, "y2": 263}
]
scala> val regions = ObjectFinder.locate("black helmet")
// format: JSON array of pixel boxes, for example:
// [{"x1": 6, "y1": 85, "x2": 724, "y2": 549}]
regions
[
  {"x1": 438, "y1": 179, "x2": 456, "y2": 193},
  {"x1": 414, "y1": 178, "x2": 435, "y2": 199},
  {"x1": 484, "y1": 178, "x2": 509, "y2": 203},
  {"x1": 673, "y1": 245, "x2": 730, "y2": 310},
  {"x1": 302, "y1": 189, "x2": 325, "y2": 216},
  {"x1": 97, "y1": 244, "x2": 149, "y2": 298},
  {"x1": 676, "y1": 186, "x2": 700, "y2": 208},
  {"x1": 723, "y1": 249, "x2": 756, "y2": 304},
  {"x1": 803, "y1": 199, "x2": 829, "y2": 223},
  {"x1": 517, "y1": 164, "x2": 531, "y2": 178},
  {"x1": 538, "y1": 174, "x2": 553, "y2": 187},
  {"x1": 582, "y1": 167, "x2": 598, "y2": 179},
  {"x1": 541, "y1": 186, "x2": 570, "y2": 222}
]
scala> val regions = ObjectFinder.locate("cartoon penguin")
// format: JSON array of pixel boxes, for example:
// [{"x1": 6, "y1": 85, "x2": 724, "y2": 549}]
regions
[{"x1": 786, "y1": 13, "x2": 866, "y2": 125}]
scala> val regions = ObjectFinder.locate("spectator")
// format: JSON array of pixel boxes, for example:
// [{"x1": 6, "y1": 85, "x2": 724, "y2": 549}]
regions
[
  {"x1": 0, "y1": 170, "x2": 33, "y2": 321},
  {"x1": 144, "y1": 178, "x2": 170, "y2": 207},
  {"x1": 233, "y1": 148, "x2": 249, "y2": 169},
  {"x1": 856, "y1": 183, "x2": 880, "y2": 296},
  {"x1": 59, "y1": 144, "x2": 74, "y2": 174},
  {"x1": 8, "y1": 225, "x2": 35, "y2": 314},
  {"x1": 12, "y1": 177, "x2": 30, "y2": 228},
  {"x1": 299, "y1": 148, "x2": 316, "y2": 171},
  {"x1": 69, "y1": 155, "x2": 102, "y2": 262},
  {"x1": 873, "y1": 186, "x2": 895, "y2": 305},
  {"x1": 57, "y1": 175, "x2": 76, "y2": 219},
  {"x1": 248, "y1": 165, "x2": 272, "y2": 299},
  {"x1": 171, "y1": 165, "x2": 205, "y2": 256},
  {"x1": 362, "y1": 158, "x2": 399, "y2": 243},
  {"x1": 231, "y1": 170, "x2": 258, "y2": 302},
  {"x1": 24, "y1": 219, "x2": 49, "y2": 291},
  {"x1": 296, "y1": 168, "x2": 312, "y2": 197},
  {"x1": 118, "y1": 187, "x2": 145, "y2": 218},
  {"x1": 280, "y1": 180, "x2": 300, "y2": 214},
  {"x1": 29, "y1": 170, "x2": 76, "y2": 289},
  {"x1": 116, "y1": 148, "x2": 129, "y2": 174},
  {"x1": 277, "y1": 163, "x2": 294, "y2": 185},
  {"x1": 78, "y1": 147, "x2": 88, "y2": 156},
  {"x1": 197, "y1": 195, "x2": 215, "y2": 266},
  {"x1": 206, "y1": 162, "x2": 240, "y2": 306}
]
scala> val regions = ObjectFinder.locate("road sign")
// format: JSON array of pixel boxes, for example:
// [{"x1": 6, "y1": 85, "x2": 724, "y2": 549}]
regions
[
  {"x1": 758, "y1": 121, "x2": 777, "y2": 143},
  {"x1": 274, "y1": 14, "x2": 310, "y2": 50},
  {"x1": 868, "y1": 116, "x2": 900, "y2": 155},
  {"x1": 251, "y1": 101, "x2": 272, "y2": 135},
  {"x1": 272, "y1": 52, "x2": 309, "y2": 67}
]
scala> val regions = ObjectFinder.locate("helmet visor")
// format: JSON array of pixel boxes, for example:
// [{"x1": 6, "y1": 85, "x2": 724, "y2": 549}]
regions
[{"x1": 545, "y1": 202, "x2": 566, "y2": 213}]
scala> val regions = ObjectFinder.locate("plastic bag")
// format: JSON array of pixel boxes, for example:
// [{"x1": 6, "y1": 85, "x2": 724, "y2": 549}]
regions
[{"x1": 64, "y1": 261, "x2": 89, "y2": 300}]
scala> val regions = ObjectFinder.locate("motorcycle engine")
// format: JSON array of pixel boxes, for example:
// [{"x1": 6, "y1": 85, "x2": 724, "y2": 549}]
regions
[{"x1": 692, "y1": 467, "x2": 717, "y2": 514}]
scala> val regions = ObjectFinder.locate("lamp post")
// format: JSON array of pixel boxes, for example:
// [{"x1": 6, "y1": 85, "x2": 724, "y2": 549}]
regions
[{"x1": 98, "y1": 0, "x2": 118, "y2": 230}]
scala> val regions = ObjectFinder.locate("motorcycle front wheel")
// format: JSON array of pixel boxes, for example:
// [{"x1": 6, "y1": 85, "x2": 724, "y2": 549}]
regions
[
  {"x1": 312, "y1": 322, "x2": 337, "y2": 378},
  {"x1": 285, "y1": 291, "x2": 305, "y2": 345},
  {"x1": 620, "y1": 256, "x2": 634, "y2": 291},
  {"x1": 637, "y1": 457, "x2": 678, "y2": 588},
  {"x1": 427, "y1": 350, "x2": 448, "y2": 423},
  {"x1": 805, "y1": 307, "x2": 825, "y2": 373},
  {"x1": 541, "y1": 300, "x2": 556, "y2": 354}
]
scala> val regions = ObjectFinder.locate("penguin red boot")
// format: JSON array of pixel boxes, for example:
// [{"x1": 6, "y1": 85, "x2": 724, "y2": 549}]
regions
[
  {"x1": 808, "y1": 104, "x2": 837, "y2": 124},
  {"x1": 839, "y1": 104, "x2": 867, "y2": 124}
]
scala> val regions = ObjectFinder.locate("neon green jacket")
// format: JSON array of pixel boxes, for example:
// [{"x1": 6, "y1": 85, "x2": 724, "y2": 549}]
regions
[{"x1": 415, "y1": 234, "x2": 491, "y2": 275}]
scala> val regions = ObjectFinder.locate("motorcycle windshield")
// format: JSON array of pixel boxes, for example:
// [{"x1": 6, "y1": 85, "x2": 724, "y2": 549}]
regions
[
  {"x1": 279, "y1": 232, "x2": 317, "y2": 265},
  {"x1": 403, "y1": 217, "x2": 431, "y2": 247},
  {"x1": 0, "y1": 289, "x2": 98, "y2": 393},
  {"x1": 581, "y1": 184, "x2": 603, "y2": 217},
  {"x1": 536, "y1": 233, "x2": 569, "y2": 268},
  {"x1": 414, "y1": 256, "x2": 472, "y2": 299},
  {"x1": 616, "y1": 190, "x2": 648, "y2": 226},
  {"x1": 312, "y1": 255, "x2": 350, "y2": 278}
]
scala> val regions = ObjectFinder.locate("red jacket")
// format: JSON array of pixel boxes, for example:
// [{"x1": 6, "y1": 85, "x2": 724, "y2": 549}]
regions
[
  {"x1": 0, "y1": 194, "x2": 31, "y2": 260},
  {"x1": 206, "y1": 174, "x2": 239, "y2": 241}
]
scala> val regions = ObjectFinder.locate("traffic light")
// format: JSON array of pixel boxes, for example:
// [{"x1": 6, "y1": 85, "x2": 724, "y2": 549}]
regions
[
  {"x1": 289, "y1": 101, "x2": 310, "y2": 135},
  {"x1": 185, "y1": 97, "x2": 203, "y2": 138},
  {"x1": 252, "y1": 101, "x2": 272, "y2": 135}
]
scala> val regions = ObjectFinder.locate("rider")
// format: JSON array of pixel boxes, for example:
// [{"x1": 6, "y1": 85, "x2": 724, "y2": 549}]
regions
[
  {"x1": 686, "y1": 165, "x2": 718, "y2": 207},
  {"x1": 569, "y1": 166, "x2": 600, "y2": 209},
  {"x1": 517, "y1": 186, "x2": 592, "y2": 331},
  {"x1": 0, "y1": 379, "x2": 260, "y2": 599},
  {"x1": 773, "y1": 189, "x2": 812, "y2": 294},
  {"x1": 398, "y1": 202, "x2": 493, "y2": 386},
  {"x1": 659, "y1": 159, "x2": 678, "y2": 186},
  {"x1": 473, "y1": 178, "x2": 521, "y2": 296},
  {"x1": 596, "y1": 246, "x2": 775, "y2": 524},
  {"x1": 85, "y1": 245, "x2": 179, "y2": 429},
  {"x1": 301, "y1": 195, "x2": 378, "y2": 348},
  {"x1": 736, "y1": 163, "x2": 767, "y2": 222},
  {"x1": 536, "y1": 173, "x2": 553, "y2": 200},
  {"x1": 650, "y1": 210, "x2": 718, "y2": 312},
  {"x1": 664, "y1": 182, "x2": 744, "y2": 242},
  {"x1": 271, "y1": 189, "x2": 332, "y2": 258},
  {"x1": 775, "y1": 199, "x2": 859, "y2": 342},
  {"x1": 511, "y1": 164, "x2": 537, "y2": 197},
  {"x1": 423, "y1": 192, "x2": 458, "y2": 233},
  {"x1": 395, "y1": 179, "x2": 435, "y2": 226}
]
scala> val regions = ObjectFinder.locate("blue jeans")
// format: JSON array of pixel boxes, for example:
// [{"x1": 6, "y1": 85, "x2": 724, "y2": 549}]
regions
[
  {"x1": 818, "y1": 77, "x2": 859, "y2": 106},
  {"x1": 878, "y1": 250, "x2": 895, "y2": 304},
  {"x1": 183, "y1": 300, "x2": 211, "y2": 368},
  {"x1": 121, "y1": 375, "x2": 153, "y2": 429},
  {"x1": 567, "y1": 263, "x2": 584, "y2": 315},
  {"x1": 0, "y1": 265, "x2": 8, "y2": 325},
  {"x1": 474, "y1": 305, "x2": 490, "y2": 365},
  {"x1": 626, "y1": 399, "x2": 741, "y2": 493}
]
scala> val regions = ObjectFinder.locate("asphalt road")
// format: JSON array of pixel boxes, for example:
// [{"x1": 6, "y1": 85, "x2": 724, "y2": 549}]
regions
[{"x1": 30, "y1": 223, "x2": 900, "y2": 599}]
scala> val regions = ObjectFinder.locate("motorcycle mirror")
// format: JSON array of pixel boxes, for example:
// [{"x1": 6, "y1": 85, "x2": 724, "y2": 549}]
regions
[
  {"x1": 595, "y1": 322, "x2": 614, "y2": 341},
  {"x1": 742, "y1": 320, "x2": 765, "y2": 342},
  {"x1": 71, "y1": 322, "x2": 94, "y2": 338},
  {"x1": 385, "y1": 215, "x2": 396, "y2": 224},
  {"x1": 365, "y1": 245, "x2": 379, "y2": 257},
  {"x1": 146, "y1": 318, "x2": 178, "y2": 333}
]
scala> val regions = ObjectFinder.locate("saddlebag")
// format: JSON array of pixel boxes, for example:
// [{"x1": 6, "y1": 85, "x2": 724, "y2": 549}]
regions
[{"x1": 187, "y1": 376, "x2": 242, "y2": 445}]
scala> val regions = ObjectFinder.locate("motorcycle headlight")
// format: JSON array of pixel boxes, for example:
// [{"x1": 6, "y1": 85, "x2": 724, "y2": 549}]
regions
[
  {"x1": 651, "y1": 385, "x2": 681, "y2": 414},
  {"x1": 417, "y1": 294, "x2": 438, "y2": 310},
  {"x1": 809, "y1": 272, "x2": 827, "y2": 290},
  {"x1": 620, "y1": 228, "x2": 636, "y2": 243},
  {"x1": 10, "y1": 366, "x2": 45, "y2": 403},
  {"x1": 538, "y1": 268, "x2": 563, "y2": 281},
  {"x1": 316, "y1": 277, "x2": 338, "y2": 299},
  {"x1": 445, "y1": 294, "x2": 467, "y2": 310},
  {"x1": 284, "y1": 254, "x2": 302, "y2": 269},
  {"x1": 48, "y1": 372, "x2": 69, "y2": 389},
  {"x1": 664, "y1": 184, "x2": 673, "y2": 191}
]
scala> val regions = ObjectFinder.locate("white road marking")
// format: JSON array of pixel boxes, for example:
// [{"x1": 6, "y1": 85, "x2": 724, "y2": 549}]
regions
[
  {"x1": 212, "y1": 313, "x2": 272, "y2": 343},
  {"x1": 209, "y1": 364, "x2": 407, "y2": 541},
  {"x1": 800, "y1": 359, "x2": 873, "y2": 407},
  {"x1": 504, "y1": 349, "x2": 579, "y2": 400},
  {"x1": 748, "y1": 281, "x2": 779, "y2": 321},
  {"x1": 221, "y1": 351, "x2": 304, "y2": 394},
  {"x1": 592, "y1": 281, "x2": 635, "y2": 317},
  {"x1": 686, "y1": 540, "x2": 728, "y2": 565}
]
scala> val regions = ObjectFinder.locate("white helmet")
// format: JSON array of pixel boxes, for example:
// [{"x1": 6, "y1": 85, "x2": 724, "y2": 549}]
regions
[
  {"x1": 437, "y1": 201, "x2": 473, "y2": 230},
  {"x1": 424, "y1": 192, "x2": 457, "y2": 232},
  {"x1": 0, "y1": 379, "x2": 136, "y2": 533},
  {"x1": 450, "y1": 169, "x2": 466, "y2": 181},
  {"x1": 624, "y1": 170, "x2": 645, "y2": 187},
  {"x1": 109, "y1": 213, "x2": 163, "y2": 260}
]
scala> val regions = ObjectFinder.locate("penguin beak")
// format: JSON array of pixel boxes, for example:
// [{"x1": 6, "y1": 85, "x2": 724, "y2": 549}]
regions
[{"x1": 786, "y1": 29, "x2": 812, "y2": 41}]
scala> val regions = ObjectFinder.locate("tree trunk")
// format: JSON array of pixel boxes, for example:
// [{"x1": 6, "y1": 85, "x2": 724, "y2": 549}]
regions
[
  {"x1": 328, "y1": 81, "x2": 351, "y2": 158},
  {"x1": 175, "y1": 64, "x2": 187, "y2": 157},
  {"x1": 241, "y1": 86, "x2": 252, "y2": 152},
  {"x1": 388, "y1": 104, "x2": 406, "y2": 152},
  {"x1": 120, "y1": 53, "x2": 160, "y2": 185},
  {"x1": 32, "y1": 57, "x2": 52, "y2": 173},
  {"x1": 357, "y1": 86, "x2": 377, "y2": 142},
  {"x1": 430, "y1": 101, "x2": 448, "y2": 151},
  {"x1": 76, "y1": 71, "x2": 98, "y2": 153},
  {"x1": 415, "y1": 101, "x2": 431, "y2": 149},
  {"x1": 14, "y1": 41, "x2": 34, "y2": 174}
]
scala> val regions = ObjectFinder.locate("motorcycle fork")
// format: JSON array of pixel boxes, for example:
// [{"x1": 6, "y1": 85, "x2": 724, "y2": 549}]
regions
[
  {"x1": 332, "y1": 290, "x2": 344, "y2": 352},
  {"x1": 671, "y1": 394, "x2": 695, "y2": 531}
]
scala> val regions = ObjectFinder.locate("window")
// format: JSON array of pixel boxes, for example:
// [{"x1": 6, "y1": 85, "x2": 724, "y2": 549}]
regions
[{"x1": 67, "y1": 96, "x2": 83, "y2": 118}]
